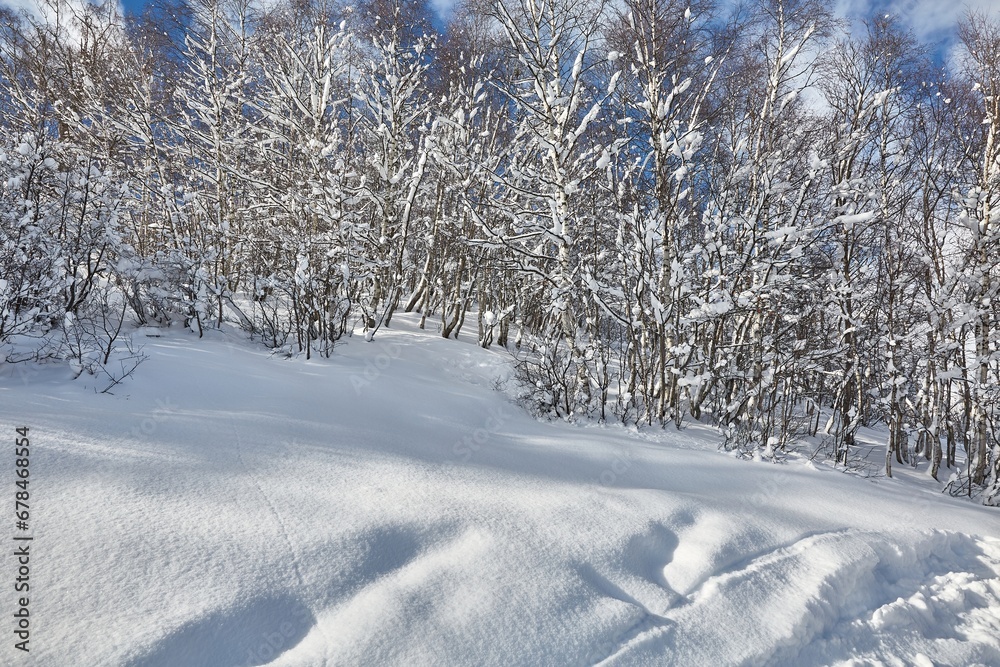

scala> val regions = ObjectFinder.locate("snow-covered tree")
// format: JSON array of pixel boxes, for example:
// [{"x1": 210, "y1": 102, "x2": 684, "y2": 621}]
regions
[
  {"x1": 353, "y1": 0, "x2": 437, "y2": 336},
  {"x1": 249, "y1": 3, "x2": 354, "y2": 356}
]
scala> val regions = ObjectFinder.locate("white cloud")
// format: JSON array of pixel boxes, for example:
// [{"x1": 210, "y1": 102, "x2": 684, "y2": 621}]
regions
[
  {"x1": 835, "y1": 0, "x2": 1000, "y2": 43},
  {"x1": 1, "y1": 0, "x2": 124, "y2": 26},
  {"x1": 1, "y1": 0, "x2": 44, "y2": 14},
  {"x1": 2, "y1": 0, "x2": 138, "y2": 56},
  {"x1": 830, "y1": 0, "x2": 1000, "y2": 73}
]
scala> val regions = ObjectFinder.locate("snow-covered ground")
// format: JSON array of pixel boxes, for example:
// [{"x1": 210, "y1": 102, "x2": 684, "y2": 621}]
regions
[{"x1": 2, "y1": 315, "x2": 999, "y2": 666}]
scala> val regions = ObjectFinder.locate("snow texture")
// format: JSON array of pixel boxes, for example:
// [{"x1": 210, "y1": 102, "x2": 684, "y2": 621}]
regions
[{"x1": 1, "y1": 314, "x2": 998, "y2": 666}]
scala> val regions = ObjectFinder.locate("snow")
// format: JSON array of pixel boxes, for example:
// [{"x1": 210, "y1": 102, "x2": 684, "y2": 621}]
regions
[{"x1": 1, "y1": 315, "x2": 999, "y2": 666}]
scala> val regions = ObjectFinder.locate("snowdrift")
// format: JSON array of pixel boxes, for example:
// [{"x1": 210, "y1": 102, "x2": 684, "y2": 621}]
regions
[{"x1": 1, "y1": 317, "x2": 998, "y2": 666}]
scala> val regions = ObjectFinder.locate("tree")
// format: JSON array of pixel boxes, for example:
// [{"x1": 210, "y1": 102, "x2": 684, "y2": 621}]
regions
[
  {"x1": 949, "y1": 10, "x2": 1000, "y2": 502},
  {"x1": 353, "y1": 0, "x2": 437, "y2": 336},
  {"x1": 479, "y1": 0, "x2": 616, "y2": 417}
]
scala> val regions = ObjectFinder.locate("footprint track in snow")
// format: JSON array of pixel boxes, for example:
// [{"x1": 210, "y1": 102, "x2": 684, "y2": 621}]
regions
[
  {"x1": 232, "y1": 419, "x2": 307, "y2": 591},
  {"x1": 603, "y1": 530, "x2": 1000, "y2": 666},
  {"x1": 231, "y1": 419, "x2": 333, "y2": 666}
]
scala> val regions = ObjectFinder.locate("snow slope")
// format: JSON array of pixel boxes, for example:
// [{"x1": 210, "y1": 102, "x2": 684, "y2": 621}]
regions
[{"x1": 1, "y1": 316, "x2": 999, "y2": 666}]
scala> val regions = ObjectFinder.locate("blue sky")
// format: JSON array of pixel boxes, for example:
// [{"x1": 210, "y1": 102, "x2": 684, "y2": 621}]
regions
[
  {"x1": 117, "y1": 0, "x2": 1000, "y2": 47},
  {"x1": 118, "y1": 0, "x2": 144, "y2": 13},
  {"x1": 834, "y1": 0, "x2": 1000, "y2": 65},
  {"x1": 8, "y1": 0, "x2": 1000, "y2": 53}
]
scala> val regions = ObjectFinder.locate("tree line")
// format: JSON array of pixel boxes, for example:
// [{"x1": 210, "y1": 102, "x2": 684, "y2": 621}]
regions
[{"x1": 1, "y1": 0, "x2": 999, "y2": 503}]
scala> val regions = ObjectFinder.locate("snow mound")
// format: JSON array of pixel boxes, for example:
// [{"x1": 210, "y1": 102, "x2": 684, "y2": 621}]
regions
[{"x1": 608, "y1": 530, "x2": 1000, "y2": 666}]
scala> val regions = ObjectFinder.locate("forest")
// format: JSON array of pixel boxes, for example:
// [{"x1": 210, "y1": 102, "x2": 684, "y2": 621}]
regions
[{"x1": 1, "y1": 0, "x2": 999, "y2": 504}]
